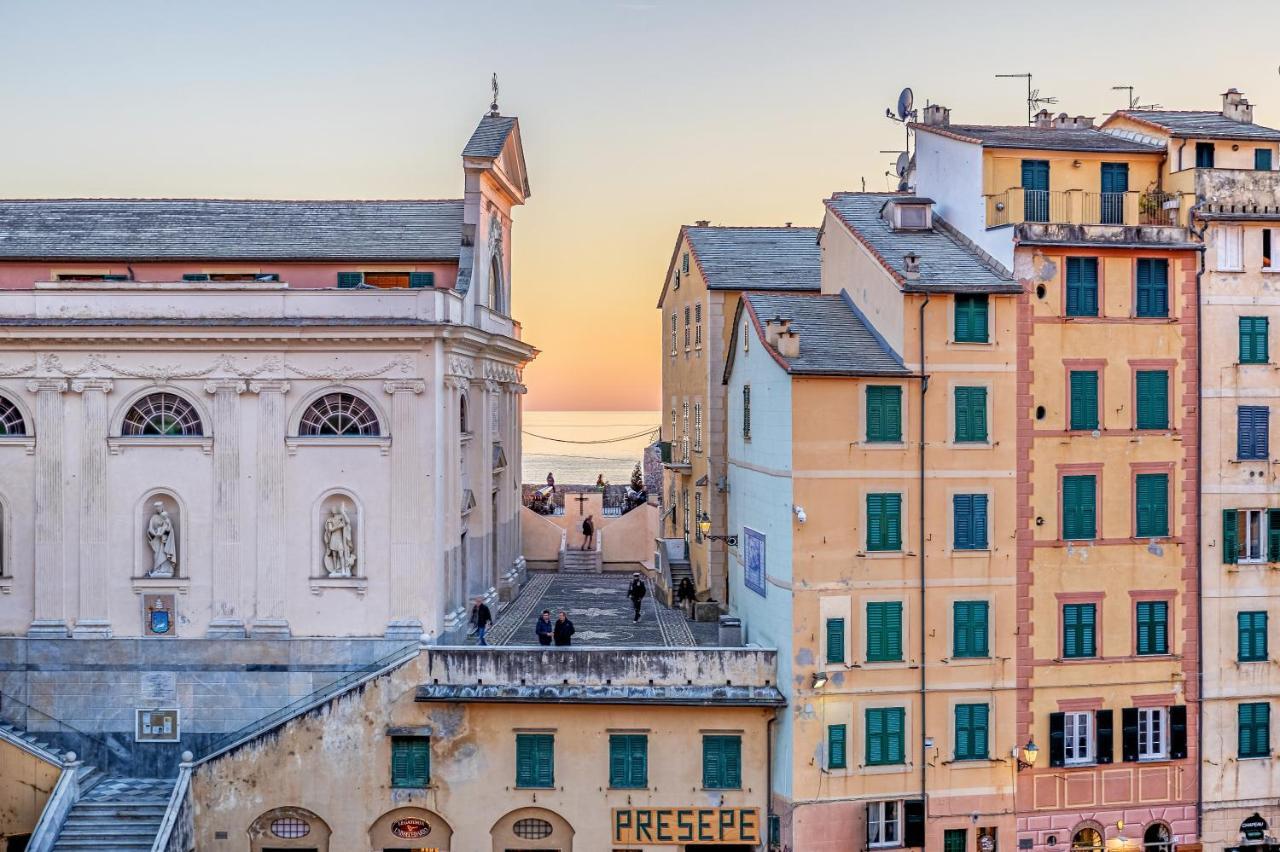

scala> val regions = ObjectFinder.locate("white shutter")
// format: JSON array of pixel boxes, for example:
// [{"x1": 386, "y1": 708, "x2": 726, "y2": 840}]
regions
[{"x1": 1218, "y1": 225, "x2": 1244, "y2": 271}]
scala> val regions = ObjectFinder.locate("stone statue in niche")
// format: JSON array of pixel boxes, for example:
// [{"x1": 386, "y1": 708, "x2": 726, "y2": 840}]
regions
[
  {"x1": 146, "y1": 502, "x2": 178, "y2": 578},
  {"x1": 323, "y1": 503, "x2": 357, "y2": 577}
]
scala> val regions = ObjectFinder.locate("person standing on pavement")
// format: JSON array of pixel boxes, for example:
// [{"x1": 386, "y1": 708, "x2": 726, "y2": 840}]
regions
[
  {"x1": 470, "y1": 597, "x2": 493, "y2": 646},
  {"x1": 553, "y1": 611, "x2": 576, "y2": 646},
  {"x1": 627, "y1": 572, "x2": 647, "y2": 622},
  {"x1": 677, "y1": 577, "x2": 697, "y2": 619},
  {"x1": 535, "y1": 609, "x2": 554, "y2": 646},
  {"x1": 581, "y1": 514, "x2": 595, "y2": 551}
]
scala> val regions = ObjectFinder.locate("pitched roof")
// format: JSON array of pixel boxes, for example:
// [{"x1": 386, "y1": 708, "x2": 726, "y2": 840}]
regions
[
  {"x1": 823, "y1": 193, "x2": 1019, "y2": 292},
  {"x1": 685, "y1": 226, "x2": 821, "y2": 291},
  {"x1": 462, "y1": 114, "x2": 518, "y2": 158},
  {"x1": 1111, "y1": 110, "x2": 1280, "y2": 142},
  {"x1": 0, "y1": 199, "x2": 463, "y2": 261},
  {"x1": 912, "y1": 122, "x2": 1162, "y2": 153},
  {"x1": 738, "y1": 292, "x2": 910, "y2": 378}
]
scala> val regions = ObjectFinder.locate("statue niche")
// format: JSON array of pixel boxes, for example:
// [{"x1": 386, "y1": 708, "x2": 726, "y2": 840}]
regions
[
  {"x1": 321, "y1": 498, "x2": 358, "y2": 578},
  {"x1": 140, "y1": 495, "x2": 181, "y2": 578}
]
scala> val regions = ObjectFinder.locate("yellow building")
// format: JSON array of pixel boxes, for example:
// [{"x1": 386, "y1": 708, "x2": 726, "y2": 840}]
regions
[
  {"x1": 724, "y1": 194, "x2": 1021, "y2": 851},
  {"x1": 656, "y1": 226, "x2": 819, "y2": 608}
]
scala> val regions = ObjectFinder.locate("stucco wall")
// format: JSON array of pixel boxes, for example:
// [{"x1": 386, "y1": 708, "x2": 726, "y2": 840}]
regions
[
  {"x1": 601, "y1": 502, "x2": 658, "y2": 567},
  {"x1": 913, "y1": 131, "x2": 1010, "y2": 270},
  {"x1": 0, "y1": 738, "x2": 57, "y2": 844}
]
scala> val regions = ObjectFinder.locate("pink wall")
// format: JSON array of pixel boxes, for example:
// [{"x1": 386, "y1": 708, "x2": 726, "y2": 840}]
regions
[{"x1": 0, "y1": 260, "x2": 458, "y2": 290}]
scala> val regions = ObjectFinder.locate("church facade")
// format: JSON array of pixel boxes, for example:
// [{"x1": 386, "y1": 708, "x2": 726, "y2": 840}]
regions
[{"x1": 0, "y1": 111, "x2": 534, "y2": 642}]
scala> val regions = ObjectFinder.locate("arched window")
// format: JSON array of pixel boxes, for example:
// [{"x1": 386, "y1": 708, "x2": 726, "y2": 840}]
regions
[
  {"x1": 122, "y1": 393, "x2": 203, "y2": 437},
  {"x1": 1072, "y1": 827, "x2": 1104, "y2": 851},
  {"x1": 488, "y1": 255, "x2": 505, "y2": 314},
  {"x1": 1144, "y1": 823, "x2": 1172, "y2": 852},
  {"x1": 298, "y1": 393, "x2": 380, "y2": 436},
  {"x1": 0, "y1": 396, "x2": 27, "y2": 436},
  {"x1": 460, "y1": 393, "x2": 470, "y2": 434}
]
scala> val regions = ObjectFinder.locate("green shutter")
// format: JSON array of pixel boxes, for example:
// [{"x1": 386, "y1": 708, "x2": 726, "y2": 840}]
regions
[
  {"x1": 945, "y1": 830, "x2": 968, "y2": 852},
  {"x1": 1224, "y1": 509, "x2": 1240, "y2": 564},
  {"x1": 866, "y1": 707, "x2": 906, "y2": 766},
  {"x1": 1241, "y1": 317, "x2": 1270, "y2": 364},
  {"x1": 1069, "y1": 370, "x2": 1099, "y2": 430},
  {"x1": 1062, "y1": 475, "x2": 1097, "y2": 540},
  {"x1": 609, "y1": 734, "x2": 647, "y2": 788},
  {"x1": 1239, "y1": 611, "x2": 1269, "y2": 663},
  {"x1": 954, "y1": 601, "x2": 989, "y2": 658},
  {"x1": 1136, "y1": 370, "x2": 1169, "y2": 430},
  {"x1": 955, "y1": 386, "x2": 988, "y2": 442},
  {"x1": 867, "y1": 493, "x2": 902, "y2": 552},
  {"x1": 867, "y1": 386, "x2": 902, "y2": 443},
  {"x1": 867, "y1": 601, "x2": 903, "y2": 662},
  {"x1": 955, "y1": 703, "x2": 989, "y2": 760},
  {"x1": 1240, "y1": 702, "x2": 1271, "y2": 758},
  {"x1": 955, "y1": 294, "x2": 989, "y2": 343},
  {"x1": 1257, "y1": 149, "x2": 1273, "y2": 171},
  {"x1": 1135, "y1": 473, "x2": 1169, "y2": 538},
  {"x1": 886, "y1": 707, "x2": 905, "y2": 763},
  {"x1": 1136, "y1": 601, "x2": 1168, "y2": 655},
  {"x1": 828, "y1": 724, "x2": 847, "y2": 769},
  {"x1": 516, "y1": 733, "x2": 553, "y2": 787},
  {"x1": 1270, "y1": 509, "x2": 1280, "y2": 562},
  {"x1": 826, "y1": 618, "x2": 846, "y2": 664},
  {"x1": 1136, "y1": 259, "x2": 1169, "y2": 318},
  {"x1": 409, "y1": 271, "x2": 436, "y2": 288},
  {"x1": 391, "y1": 737, "x2": 429, "y2": 788},
  {"x1": 1066, "y1": 257, "x2": 1099, "y2": 317},
  {"x1": 702, "y1": 735, "x2": 741, "y2": 788},
  {"x1": 1064, "y1": 603, "x2": 1097, "y2": 658},
  {"x1": 337, "y1": 271, "x2": 364, "y2": 288}
]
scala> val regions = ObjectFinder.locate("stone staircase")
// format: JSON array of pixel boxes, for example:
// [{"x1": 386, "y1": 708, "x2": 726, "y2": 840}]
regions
[
  {"x1": 51, "y1": 775, "x2": 174, "y2": 851},
  {"x1": 559, "y1": 547, "x2": 602, "y2": 573},
  {"x1": 0, "y1": 722, "x2": 64, "y2": 760}
]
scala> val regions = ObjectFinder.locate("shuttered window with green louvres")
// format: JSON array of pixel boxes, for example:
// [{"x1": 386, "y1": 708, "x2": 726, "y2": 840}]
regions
[
  {"x1": 608, "y1": 734, "x2": 647, "y2": 788},
  {"x1": 337, "y1": 271, "x2": 364, "y2": 288},
  {"x1": 1062, "y1": 475, "x2": 1097, "y2": 540},
  {"x1": 1239, "y1": 611, "x2": 1269, "y2": 662},
  {"x1": 1135, "y1": 258, "x2": 1169, "y2": 318},
  {"x1": 1069, "y1": 370, "x2": 1099, "y2": 431},
  {"x1": 408, "y1": 272, "x2": 435, "y2": 288},
  {"x1": 827, "y1": 724, "x2": 847, "y2": 769},
  {"x1": 702, "y1": 735, "x2": 742, "y2": 789},
  {"x1": 1239, "y1": 702, "x2": 1271, "y2": 758},
  {"x1": 866, "y1": 601, "x2": 903, "y2": 662},
  {"x1": 866, "y1": 493, "x2": 902, "y2": 552},
  {"x1": 1258, "y1": 149, "x2": 1274, "y2": 171},
  {"x1": 954, "y1": 387, "x2": 988, "y2": 443},
  {"x1": 825, "y1": 618, "x2": 846, "y2": 664},
  {"x1": 954, "y1": 703, "x2": 990, "y2": 761},
  {"x1": 1063, "y1": 603, "x2": 1097, "y2": 658},
  {"x1": 515, "y1": 733, "x2": 554, "y2": 788},
  {"x1": 954, "y1": 294, "x2": 989, "y2": 343},
  {"x1": 865, "y1": 386, "x2": 903, "y2": 443},
  {"x1": 944, "y1": 830, "x2": 968, "y2": 852},
  {"x1": 865, "y1": 707, "x2": 906, "y2": 766},
  {"x1": 1066, "y1": 257, "x2": 1099, "y2": 317},
  {"x1": 1241, "y1": 316, "x2": 1269, "y2": 364},
  {"x1": 1135, "y1": 600, "x2": 1169, "y2": 655},
  {"x1": 1135, "y1": 473, "x2": 1169, "y2": 538},
  {"x1": 953, "y1": 601, "x2": 990, "y2": 658},
  {"x1": 1135, "y1": 371, "x2": 1169, "y2": 430},
  {"x1": 390, "y1": 737, "x2": 430, "y2": 788},
  {"x1": 953, "y1": 494, "x2": 988, "y2": 550}
]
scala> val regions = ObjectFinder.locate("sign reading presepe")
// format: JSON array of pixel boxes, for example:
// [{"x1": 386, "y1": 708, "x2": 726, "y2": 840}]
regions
[{"x1": 612, "y1": 807, "x2": 760, "y2": 845}]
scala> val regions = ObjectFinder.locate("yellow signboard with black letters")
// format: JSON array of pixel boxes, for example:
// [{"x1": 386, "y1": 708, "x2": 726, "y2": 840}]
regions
[{"x1": 612, "y1": 807, "x2": 761, "y2": 845}]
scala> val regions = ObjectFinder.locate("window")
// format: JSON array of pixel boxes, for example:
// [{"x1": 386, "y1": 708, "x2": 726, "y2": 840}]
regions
[
  {"x1": 1135, "y1": 259, "x2": 1169, "y2": 318},
  {"x1": 337, "y1": 271, "x2": 434, "y2": 288},
  {"x1": 694, "y1": 302, "x2": 703, "y2": 348},
  {"x1": 1239, "y1": 702, "x2": 1271, "y2": 758},
  {"x1": 954, "y1": 294, "x2": 989, "y2": 343},
  {"x1": 1265, "y1": 229, "x2": 1275, "y2": 269},
  {"x1": 1069, "y1": 370, "x2": 1099, "y2": 431},
  {"x1": 1218, "y1": 225, "x2": 1244, "y2": 271},
  {"x1": 488, "y1": 255, "x2": 506, "y2": 313},
  {"x1": 867, "y1": 800, "x2": 902, "y2": 848},
  {"x1": 865, "y1": 707, "x2": 906, "y2": 765},
  {"x1": 0, "y1": 396, "x2": 27, "y2": 436},
  {"x1": 953, "y1": 494, "x2": 988, "y2": 550},
  {"x1": 515, "y1": 733, "x2": 554, "y2": 788},
  {"x1": 1144, "y1": 823, "x2": 1173, "y2": 852},
  {"x1": 701, "y1": 735, "x2": 742, "y2": 789},
  {"x1": 684, "y1": 306, "x2": 691, "y2": 350},
  {"x1": 944, "y1": 829, "x2": 967, "y2": 852},
  {"x1": 866, "y1": 386, "x2": 903, "y2": 443},
  {"x1": 1238, "y1": 405, "x2": 1270, "y2": 460},
  {"x1": 827, "y1": 723, "x2": 847, "y2": 769},
  {"x1": 390, "y1": 737, "x2": 430, "y2": 788},
  {"x1": 183, "y1": 272, "x2": 280, "y2": 283},
  {"x1": 1241, "y1": 316, "x2": 1269, "y2": 364},
  {"x1": 1239, "y1": 611, "x2": 1268, "y2": 662},
  {"x1": 954, "y1": 703, "x2": 990, "y2": 761},
  {"x1": 1135, "y1": 473, "x2": 1169, "y2": 538},
  {"x1": 694, "y1": 491, "x2": 703, "y2": 543},
  {"x1": 298, "y1": 393, "x2": 381, "y2": 436},
  {"x1": 121, "y1": 393, "x2": 204, "y2": 437},
  {"x1": 1196, "y1": 141, "x2": 1216, "y2": 168},
  {"x1": 1062, "y1": 475, "x2": 1097, "y2": 540},
  {"x1": 609, "y1": 734, "x2": 647, "y2": 788},
  {"x1": 866, "y1": 493, "x2": 902, "y2": 552},
  {"x1": 682, "y1": 251, "x2": 690, "y2": 274},
  {"x1": 1257, "y1": 148, "x2": 1273, "y2": 171},
  {"x1": 693, "y1": 402, "x2": 703, "y2": 452},
  {"x1": 1135, "y1": 371, "x2": 1169, "y2": 430},
  {"x1": 742, "y1": 386, "x2": 751, "y2": 439},
  {"x1": 866, "y1": 601, "x2": 903, "y2": 662},
  {"x1": 952, "y1": 601, "x2": 990, "y2": 658},
  {"x1": 826, "y1": 617, "x2": 846, "y2": 664},
  {"x1": 1063, "y1": 603, "x2": 1097, "y2": 658},
  {"x1": 682, "y1": 401, "x2": 690, "y2": 442},
  {"x1": 1223, "y1": 508, "x2": 1277, "y2": 564},
  {"x1": 1066, "y1": 257, "x2": 1099, "y2": 317},
  {"x1": 513, "y1": 817, "x2": 554, "y2": 839},
  {"x1": 670, "y1": 313, "x2": 677, "y2": 355},
  {"x1": 1063, "y1": 710, "x2": 1094, "y2": 765},
  {"x1": 953, "y1": 386, "x2": 988, "y2": 442},
  {"x1": 1135, "y1": 600, "x2": 1169, "y2": 655}
]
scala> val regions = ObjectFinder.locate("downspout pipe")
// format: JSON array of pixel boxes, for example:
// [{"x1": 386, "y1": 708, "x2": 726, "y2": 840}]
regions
[
  {"x1": 918, "y1": 293, "x2": 930, "y2": 836},
  {"x1": 766, "y1": 714, "x2": 776, "y2": 847},
  {"x1": 1188, "y1": 206, "x2": 1206, "y2": 843}
]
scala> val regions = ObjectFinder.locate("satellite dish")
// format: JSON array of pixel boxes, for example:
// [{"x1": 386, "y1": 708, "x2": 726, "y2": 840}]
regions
[
  {"x1": 897, "y1": 87, "x2": 914, "y2": 120},
  {"x1": 895, "y1": 152, "x2": 910, "y2": 177}
]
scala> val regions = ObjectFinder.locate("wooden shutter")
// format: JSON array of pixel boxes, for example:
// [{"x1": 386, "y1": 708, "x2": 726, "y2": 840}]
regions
[
  {"x1": 1224, "y1": 509, "x2": 1240, "y2": 564},
  {"x1": 826, "y1": 618, "x2": 846, "y2": 664},
  {"x1": 867, "y1": 493, "x2": 884, "y2": 550},
  {"x1": 866, "y1": 708, "x2": 885, "y2": 765},
  {"x1": 885, "y1": 602, "x2": 903, "y2": 660},
  {"x1": 1063, "y1": 475, "x2": 1096, "y2": 540},
  {"x1": 955, "y1": 295, "x2": 989, "y2": 343},
  {"x1": 971, "y1": 704, "x2": 989, "y2": 759},
  {"x1": 954, "y1": 494, "x2": 973, "y2": 549},
  {"x1": 516, "y1": 735, "x2": 534, "y2": 786},
  {"x1": 1070, "y1": 371, "x2": 1098, "y2": 430},
  {"x1": 903, "y1": 800, "x2": 926, "y2": 848},
  {"x1": 1258, "y1": 149, "x2": 1274, "y2": 171},
  {"x1": 867, "y1": 387, "x2": 902, "y2": 443},
  {"x1": 886, "y1": 707, "x2": 905, "y2": 763},
  {"x1": 1136, "y1": 602, "x2": 1153, "y2": 655},
  {"x1": 886, "y1": 494, "x2": 902, "y2": 550},
  {"x1": 702, "y1": 736, "x2": 721, "y2": 787},
  {"x1": 1067, "y1": 258, "x2": 1099, "y2": 317},
  {"x1": 955, "y1": 704, "x2": 972, "y2": 759},
  {"x1": 1169, "y1": 705, "x2": 1188, "y2": 759},
  {"x1": 1136, "y1": 371, "x2": 1169, "y2": 430},
  {"x1": 828, "y1": 724, "x2": 847, "y2": 769},
  {"x1": 1096, "y1": 709, "x2": 1114, "y2": 764},
  {"x1": 953, "y1": 602, "x2": 971, "y2": 657},
  {"x1": 972, "y1": 601, "x2": 989, "y2": 656},
  {"x1": 1081, "y1": 604, "x2": 1097, "y2": 656},
  {"x1": 1122, "y1": 707, "x2": 1140, "y2": 762},
  {"x1": 1241, "y1": 316, "x2": 1269, "y2": 364},
  {"x1": 868, "y1": 602, "x2": 902, "y2": 662},
  {"x1": 724, "y1": 736, "x2": 741, "y2": 787},
  {"x1": 535, "y1": 735, "x2": 554, "y2": 787},
  {"x1": 1269, "y1": 510, "x2": 1280, "y2": 562},
  {"x1": 1049, "y1": 712, "x2": 1066, "y2": 767},
  {"x1": 1152, "y1": 601, "x2": 1168, "y2": 654},
  {"x1": 408, "y1": 272, "x2": 435, "y2": 288},
  {"x1": 337, "y1": 271, "x2": 364, "y2": 288},
  {"x1": 1136, "y1": 473, "x2": 1169, "y2": 538},
  {"x1": 867, "y1": 388, "x2": 884, "y2": 441},
  {"x1": 955, "y1": 387, "x2": 987, "y2": 442},
  {"x1": 391, "y1": 738, "x2": 412, "y2": 786},
  {"x1": 1136, "y1": 259, "x2": 1169, "y2": 318},
  {"x1": 944, "y1": 830, "x2": 968, "y2": 852},
  {"x1": 1239, "y1": 406, "x2": 1270, "y2": 459}
]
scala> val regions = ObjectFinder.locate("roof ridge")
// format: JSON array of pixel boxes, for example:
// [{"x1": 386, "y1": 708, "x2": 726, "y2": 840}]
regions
[
  {"x1": 0, "y1": 197, "x2": 463, "y2": 204},
  {"x1": 685, "y1": 224, "x2": 818, "y2": 231}
]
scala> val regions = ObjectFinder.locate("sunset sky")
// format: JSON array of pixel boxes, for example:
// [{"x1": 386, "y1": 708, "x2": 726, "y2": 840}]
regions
[{"x1": 2, "y1": 1, "x2": 1277, "y2": 410}]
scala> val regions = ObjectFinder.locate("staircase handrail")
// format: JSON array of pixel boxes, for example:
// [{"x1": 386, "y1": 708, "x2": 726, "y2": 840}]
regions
[
  {"x1": 0, "y1": 687, "x2": 122, "y2": 759},
  {"x1": 26, "y1": 753, "x2": 82, "y2": 852},
  {"x1": 151, "y1": 756, "x2": 194, "y2": 852}
]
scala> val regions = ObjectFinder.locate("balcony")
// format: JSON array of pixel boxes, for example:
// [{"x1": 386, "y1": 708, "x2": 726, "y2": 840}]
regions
[
  {"x1": 1191, "y1": 167, "x2": 1280, "y2": 208},
  {"x1": 986, "y1": 188, "x2": 1193, "y2": 247}
]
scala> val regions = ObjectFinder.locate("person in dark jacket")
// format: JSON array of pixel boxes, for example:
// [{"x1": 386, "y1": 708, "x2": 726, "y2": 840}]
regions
[
  {"x1": 535, "y1": 610, "x2": 554, "y2": 646},
  {"x1": 627, "y1": 572, "x2": 647, "y2": 622},
  {"x1": 581, "y1": 514, "x2": 595, "y2": 551},
  {"x1": 553, "y1": 611, "x2": 576, "y2": 646},
  {"x1": 677, "y1": 577, "x2": 697, "y2": 618},
  {"x1": 470, "y1": 597, "x2": 493, "y2": 646}
]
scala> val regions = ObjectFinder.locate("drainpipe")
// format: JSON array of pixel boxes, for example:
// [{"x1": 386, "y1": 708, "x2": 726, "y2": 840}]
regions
[
  {"x1": 766, "y1": 713, "x2": 776, "y2": 848},
  {"x1": 918, "y1": 293, "x2": 930, "y2": 836},
  {"x1": 1188, "y1": 207, "x2": 1206, "y2": 843}
]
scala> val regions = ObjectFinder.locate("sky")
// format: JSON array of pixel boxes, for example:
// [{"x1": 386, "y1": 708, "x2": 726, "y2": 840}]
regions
[{"x1": 2, "y1": 0, "x2": 1278, "y2": 410}]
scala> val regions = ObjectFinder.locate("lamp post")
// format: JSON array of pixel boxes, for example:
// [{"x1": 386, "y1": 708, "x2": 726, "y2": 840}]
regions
[
  {"x1": 1015, "y1": 738, "x2": 1039, "y2": 771},
  {"x1": 697, "y1": 512, "x2": 738, "y2": 547}
]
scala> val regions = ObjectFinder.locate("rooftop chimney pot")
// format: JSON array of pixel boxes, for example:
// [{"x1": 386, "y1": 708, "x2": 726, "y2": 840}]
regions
[
  {"x1": 1222, "y1": 88, "x2": 1254, "y2": 124},
  {"x1": 903, "y1": 252, "x2": 922, "y2": 279},
  {"x1": 921, "y1": 104, "x2": 950, "y2": 128}
]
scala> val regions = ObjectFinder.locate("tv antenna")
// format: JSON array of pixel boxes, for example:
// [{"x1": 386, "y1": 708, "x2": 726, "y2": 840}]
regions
[
  {"x1": 880, "y1": 149, "x2": 911, "y2": 192},
  {"x1": 883, "y1": 87, "x2": 917, "y2": 174},
  {"x1": 996, "y1": 73, "x2": 1057, "y2": 125},
  {"x1": 489, "y1": 72, "x2": 500, "y2": 116},
  {"x1": 1111, "y1": 85, "x2": 1161, "y2": 111}
]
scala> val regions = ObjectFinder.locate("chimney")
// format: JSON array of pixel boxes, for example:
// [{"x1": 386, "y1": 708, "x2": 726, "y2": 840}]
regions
[
  {"x1": 921, "y1": 104, "x2": 950, "y2": 127},
  {"x1": 1052, "y1": 113, "x2": 1095, "y2": 129},
  {"x1": 763, "y1": 315, "x2": 791, "y2": 348},
  {"x1": 1034, "y1": 109, "x2": 1055, "y2": 129},
  {"x1": 1223, "y1": 88, "x2": 1254, "y2": 124},
  {"x1": 903, "y1": 252, "x2": 922, "y2": 279},
  {"x1": 776, "y1": 329, "x2": 800, "y2": 359},
  {"x1": 694, "y1": 219, "x2": 710, "y2": 227}
]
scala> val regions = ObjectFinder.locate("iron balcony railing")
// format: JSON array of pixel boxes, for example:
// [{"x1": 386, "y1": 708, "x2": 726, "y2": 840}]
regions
[{"x1": 986, "y1": 188, "x2": 1185, "y2": 228}]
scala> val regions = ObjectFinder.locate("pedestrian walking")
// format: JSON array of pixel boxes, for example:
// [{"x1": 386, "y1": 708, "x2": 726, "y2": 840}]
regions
[
  {"x1": 546, "y1": 471, "x2": 556, "y2": 493},
  {"x1": 553, "y1": 611, "x2": 576, "y2": 646},
  {"x1": 677, "y1": 577, "x2": 697, "y2": 619},
  {"x1": 581, "y1": 514, "x2": 595, "y2": 551},
  {"x1": 595, "y1": 473, "x2": 606, "y2": 488},
  {"x1": 470, "y1": 597, "x2": 493, "y2": 646},
  {"x1": 535, "y1": 609, "x2": 554, "y2": 646},
  {"x1": 627, "y1": 572, "x2": 647, "y2": 622}
]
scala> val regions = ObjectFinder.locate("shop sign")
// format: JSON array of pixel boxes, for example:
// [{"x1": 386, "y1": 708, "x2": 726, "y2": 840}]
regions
[
  {"x1": 612, "y1": 808, "x2": 760, "y2": 845},
  {"x1": 1243, "y1": 814, "x2": 1269, "y2": 842},
  {"x1": 391, "y1": 817, "x2": 431, "y2": 839}
]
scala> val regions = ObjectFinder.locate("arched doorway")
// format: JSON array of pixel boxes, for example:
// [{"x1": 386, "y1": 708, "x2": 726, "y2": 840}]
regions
[
  {"x1": 248, "y1": 807, "x2": 331, "y2": 852},
  {"x1": 1071, "y1": 824, "x2": 1104, "y2": 851},
  {"x1": 1143, "y1": 822, "x2": 1173, "y2": 852},
  {"x1": 370, "y1": 807, "x2": 453, "y2": 851},
  {"x1": 491, "y1": 807, "x2": 574, "y2": 851}
]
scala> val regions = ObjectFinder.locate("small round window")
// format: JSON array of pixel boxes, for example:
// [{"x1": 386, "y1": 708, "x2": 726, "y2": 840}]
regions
[
  {"x1": 270, "y1": 817, "x2": 311, "y2": 839},
  {"x1": 512, "y1": 818, "x2": 553, "y2": 839}
]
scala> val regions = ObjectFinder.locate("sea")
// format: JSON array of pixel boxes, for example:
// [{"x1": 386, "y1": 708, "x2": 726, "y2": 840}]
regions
[{"x1": 521, "y1": 410, "x2": 660, "y2": 486}]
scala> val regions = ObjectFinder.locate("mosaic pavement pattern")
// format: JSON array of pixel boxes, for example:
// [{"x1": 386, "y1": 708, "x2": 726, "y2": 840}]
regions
[{"x1": 81, "y1": 776, "x2": 174, "y2": 803}]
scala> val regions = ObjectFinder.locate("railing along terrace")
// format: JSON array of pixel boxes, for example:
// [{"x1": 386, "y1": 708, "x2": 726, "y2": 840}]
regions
[{"x1": 986, "y1": 188, "x2": 1184, "y2": 228}]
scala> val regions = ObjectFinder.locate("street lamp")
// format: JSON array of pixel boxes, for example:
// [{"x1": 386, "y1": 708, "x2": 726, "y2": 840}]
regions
[
  {"x1": 811, "y1": 672, "x2": 828, "y2": 689},
  {"x1": 1015, "y1": 738, "x2": 1039, "y2": 771},
  {"x1": 697, "y1": 512, "x2": 738, "y2": 547}
]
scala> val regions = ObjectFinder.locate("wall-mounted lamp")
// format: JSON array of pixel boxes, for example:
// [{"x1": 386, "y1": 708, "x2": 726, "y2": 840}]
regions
[
  {"x1": 1014, "y1": 738, "x2": 1039, "y2": 771},
  {"x1": 811, "y1": 671, "x2": 828, "y2": 689},
  {"x1": 698, "y1": 512, "x2": 738, "y2": 546},
  {"x1": 793, "y1": 505, "x2": 807, "y2": 524},
  {"x1": 1072, "y1": 159, "x2": 1083, "y2": 168}
]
